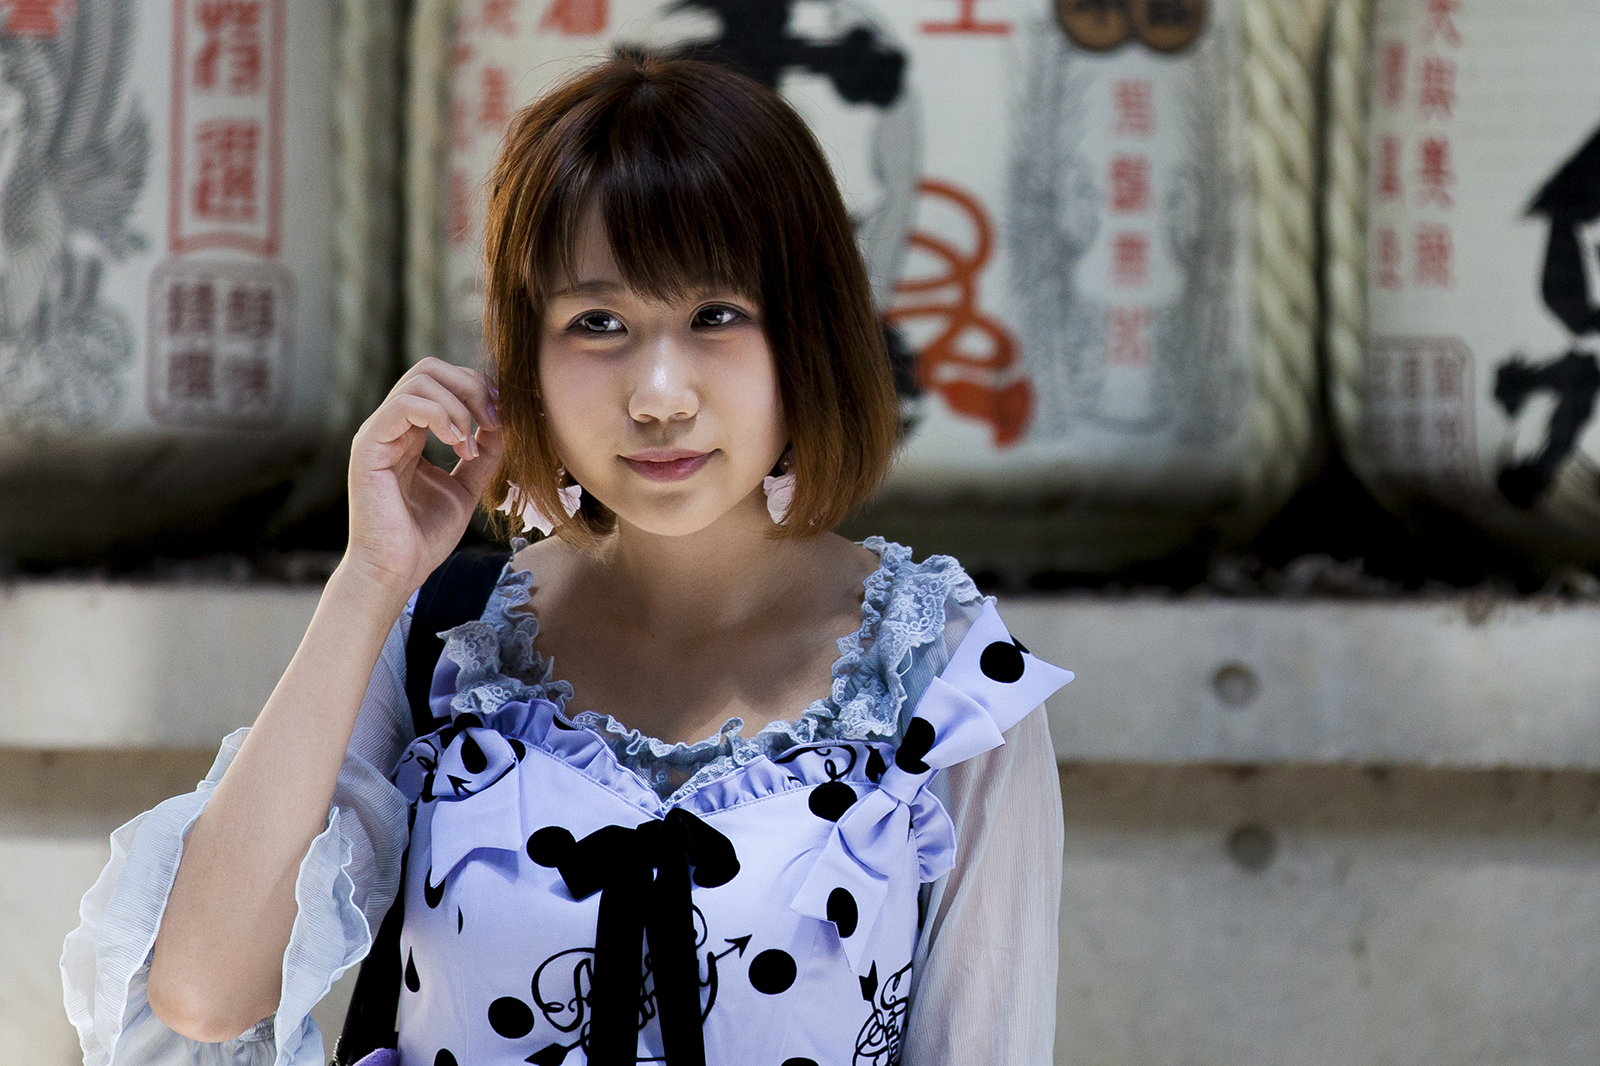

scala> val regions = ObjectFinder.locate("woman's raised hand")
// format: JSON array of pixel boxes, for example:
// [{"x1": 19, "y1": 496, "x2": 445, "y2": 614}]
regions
[{"x1": 345, "y1": 358, "x2": 504, "y2": 595}]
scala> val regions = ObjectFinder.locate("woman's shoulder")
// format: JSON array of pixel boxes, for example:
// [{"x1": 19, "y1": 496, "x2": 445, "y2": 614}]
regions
[
  {"x1": 845, "y1": 538, "x2": 1077, "y2": 754},
  {"x1": 857, "y1": 536, "x2": 986, "y2": 620},
  {"x1": 824, "y1": 536, "x2": 991, "y2": 738},
  {"x1": 507, "y1": 533, "x2": 575, "y2": 588}
]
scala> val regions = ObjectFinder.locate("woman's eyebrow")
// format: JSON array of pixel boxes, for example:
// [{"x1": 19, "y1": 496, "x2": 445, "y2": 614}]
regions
[
  {"x1": 549, "y1": 278, "x2": 625, "y2": 298},
  {"x1": 684, "y1": 285, "x2": 759, "y2": 304}
]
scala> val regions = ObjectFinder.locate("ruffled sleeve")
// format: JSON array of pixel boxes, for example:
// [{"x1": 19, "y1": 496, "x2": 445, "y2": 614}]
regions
[
  {"x1": 886, "y1": 582, "x2": 1071, "y2": 1066},
  {"x1": 60, "y1": 612, "x2": 415, "y2": 1066},
  {"x1": 902, "y1": 705, "x2": 1064, "y2": 1066}
]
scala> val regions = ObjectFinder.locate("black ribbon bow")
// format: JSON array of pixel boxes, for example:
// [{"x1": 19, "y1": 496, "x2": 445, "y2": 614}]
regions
[{"x1": 529, "y1": 808, "x2": 740, "y2": 1066}]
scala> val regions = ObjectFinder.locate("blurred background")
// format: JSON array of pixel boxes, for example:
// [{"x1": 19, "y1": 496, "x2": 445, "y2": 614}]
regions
[{"x1": 2, "y1": 0, "x2": 1599, "y2": 1062}]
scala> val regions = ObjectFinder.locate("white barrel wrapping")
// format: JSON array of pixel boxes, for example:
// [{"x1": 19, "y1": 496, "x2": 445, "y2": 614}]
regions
[
  {"x1": 414, "y1": 0, "x2": 1324, "y2": 569},
  {"x1": 0, "y1": 0, "x2": 401, "y2": 559},
  {"x1": 1327, "y1": 0, "x2": 1600, "y2": 564}
]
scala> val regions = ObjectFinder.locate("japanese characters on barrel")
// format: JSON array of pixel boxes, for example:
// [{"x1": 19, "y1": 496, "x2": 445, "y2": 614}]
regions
[
  {"x1": 430, "y1": 0, "x2": 1325, "y2": 571},
  {"x1": 1339, "y1": 0, "x2": 1600, "y2": 563},
  {"x1": 0, "y1": 0, "x2": 397, "y2": 560}
]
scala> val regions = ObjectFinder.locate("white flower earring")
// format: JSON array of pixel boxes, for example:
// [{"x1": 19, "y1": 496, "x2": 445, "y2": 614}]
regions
[
  {"x1": 496, "y1": 476, "x2": 583, "y2": 535},
  {"x1": 762, "y1": 449, "x2": 796, "y2": 525}
]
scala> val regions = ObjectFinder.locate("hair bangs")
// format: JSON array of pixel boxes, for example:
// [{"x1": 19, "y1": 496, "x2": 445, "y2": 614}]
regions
[{"x1": 527, "y1": 81, "x2": 767, "y2": 310}]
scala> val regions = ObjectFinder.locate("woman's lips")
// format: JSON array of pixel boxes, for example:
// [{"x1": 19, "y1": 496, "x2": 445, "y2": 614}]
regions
[{"x1": 622, "y1": 450, "x2": 712, "y2": 482}]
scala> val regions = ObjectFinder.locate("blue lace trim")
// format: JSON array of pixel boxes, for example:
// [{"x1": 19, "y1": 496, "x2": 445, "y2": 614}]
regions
[{"x1": 441, "y1": 537, "x2": 983, "y2": 803}]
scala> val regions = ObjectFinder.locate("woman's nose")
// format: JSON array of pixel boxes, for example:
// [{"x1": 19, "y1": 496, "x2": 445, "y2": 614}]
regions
[{"x1": 628, "y1": 336, "x2": 699, "y2": 424}]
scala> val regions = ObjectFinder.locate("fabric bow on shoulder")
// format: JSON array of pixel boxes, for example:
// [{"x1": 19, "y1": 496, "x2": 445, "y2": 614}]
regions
[
  {"x1": 790, "y1": 601, "x2": 1074, "y2": 973},
  {"x1": 394, "y1": 707, "x2": 541, "y2": 887}
]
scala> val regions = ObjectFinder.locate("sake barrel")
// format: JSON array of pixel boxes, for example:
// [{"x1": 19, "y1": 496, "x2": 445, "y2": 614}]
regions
[
  {"x1": 412, "y1": 0, "x2": 1325, "y2": 571},
  {"x1": 0, "y1": 0, "x2": 401, "y2": 562},
  {"x1": 1326, "y1": 0, "x2": 1600, "y2": 565}
]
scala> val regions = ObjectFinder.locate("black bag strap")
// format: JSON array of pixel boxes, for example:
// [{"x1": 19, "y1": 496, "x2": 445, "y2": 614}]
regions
[
  {"x1": 403, "y1": 551, "x2": 514, "y2": 737},
  {"x1": 333, "y1": 550, "x2": 510, "y2": 1066}
]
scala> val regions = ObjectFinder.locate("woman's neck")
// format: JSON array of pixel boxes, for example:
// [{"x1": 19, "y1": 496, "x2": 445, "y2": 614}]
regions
[{"x1": 592, "y1": 492, "x2": 820, "y2": 634}]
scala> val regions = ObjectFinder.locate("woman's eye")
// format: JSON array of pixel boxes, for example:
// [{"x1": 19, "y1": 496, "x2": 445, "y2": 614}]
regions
[
  {"x1": 693, "y1": 305, "x2": 745, "y2": 329},
  {"x1": 574, "y1": 311, "x2": 623, "y2": 333}
]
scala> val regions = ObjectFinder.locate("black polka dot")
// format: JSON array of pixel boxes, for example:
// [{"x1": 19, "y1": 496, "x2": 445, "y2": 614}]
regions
[
  {"x1": 1012, "y1": 635, "x2": 1030, "y2": 654},
  {"x1": 508, "y1": 738, "x2": 526, "y2": 761},
  {"x1": 526, "y1": 826, "x2": 575, "y2": 867},
  {"x1": 980, "y1": 640, "x2": 1026, "y2": 683},
  {"x1": 527, "y1": 1045, "x2": 569, "y2": 1066},
  {"x1": 434, "y1": 1051, "x2": 458, "y2": 1066},
  {"x1": 423, "y1": 867, "x2": 446, "y2": 908},
  {"x1": 865, "y1": 748, "x2": 887, "y2": 782},
  {"x1": 895, "y1": 718, "x2": 934, "y2": 775},
  {"x1": 404, "y1": 949, "x2": 420, "y2": 992},
  {"x1": 827, "y1": 887, "x2": 859, "y2": 937},
  {"x1": 488, "y1": 996, "x2": 535, "y2": 1038},
  {"x1": 460, "y1": 733, "x2": 487, "y2": 773},
  {"x1": 455, "y1": 712, "x2": 482, "y2": 731},
  {"x1": 782, "y1": 1059, "x2": 821, "y2": 1066},
  {"x1": 457, "y1": 907, "x2": 463, "y2": 933},
  {"x1": 808, "y1": 781, "x2": 857, "y2": 821},
  {"x1": 748, "y1": 948, "x2": 797, "y2": 994}
]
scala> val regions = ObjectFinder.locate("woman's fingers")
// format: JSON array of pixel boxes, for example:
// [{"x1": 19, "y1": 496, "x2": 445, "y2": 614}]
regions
[
  {"x1": 400, "y1": 374, "x2": 485, "y2": 460},
  {"x1": 344, "y1": 361, "x2": 506, "y2": 584},
  {"x1": 449, "y1": 422, "x2": 507, "y2": 501},
  {"x1": 366, "y1": 393, "x2": 477, "y2": 465},
  {"x1": 349, "y1": 358, "x2": 504, "y2": 553},
  {"x1": 395, "y1": 357, "x2": 498, "y2": 434},
  {"x1": 363, "y1": 361, "x2": 499, "y2": 464}
]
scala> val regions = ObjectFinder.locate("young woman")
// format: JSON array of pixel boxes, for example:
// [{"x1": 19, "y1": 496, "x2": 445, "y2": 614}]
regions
[{"x1": 63, "y1": 54, "x2": 1071, "y2": 1066}]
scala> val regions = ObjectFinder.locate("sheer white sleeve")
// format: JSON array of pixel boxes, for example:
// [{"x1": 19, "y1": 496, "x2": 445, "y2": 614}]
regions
[
  {"x1": 60, "y1": 608, "x2": 417, "y2": 1066},
  {"x1": 902, "y1": 706, "x2": 1064, "y2": 1066}
]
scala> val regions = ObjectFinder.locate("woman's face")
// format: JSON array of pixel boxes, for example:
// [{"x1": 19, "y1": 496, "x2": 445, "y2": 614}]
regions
[{"x1": 537, "y1": 208, "x2": 787, "y2": 538}]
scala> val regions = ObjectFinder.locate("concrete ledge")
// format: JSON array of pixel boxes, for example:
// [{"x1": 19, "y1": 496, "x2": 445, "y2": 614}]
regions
[
  {"x1": 2, "y1": 582, "x2": 1597, "y2": 767},
  {"x1": 1005, "y1": 598, "x2": 1600, "y2": 769},
  {"x1": 0, "y1": 583, "x2": 316, "y2": 747}
]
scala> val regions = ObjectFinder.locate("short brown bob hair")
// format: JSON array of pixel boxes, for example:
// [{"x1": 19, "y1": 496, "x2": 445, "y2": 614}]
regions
[{"x1": 482, "y1": 51, "x2": 899, "y2": 543}]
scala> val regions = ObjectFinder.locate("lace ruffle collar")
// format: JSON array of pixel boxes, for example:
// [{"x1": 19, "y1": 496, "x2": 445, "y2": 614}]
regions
[{"x1": 435, "y1": 536, "x2": 982, "y2": 804}]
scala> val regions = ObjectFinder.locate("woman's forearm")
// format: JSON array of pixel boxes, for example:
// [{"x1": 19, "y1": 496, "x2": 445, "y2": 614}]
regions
[{"x1": 147, "y1": 560, "x2": 414, "y2": 1042}]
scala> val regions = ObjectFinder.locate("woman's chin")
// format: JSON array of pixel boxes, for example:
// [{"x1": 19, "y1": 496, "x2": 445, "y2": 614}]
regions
[{"x1": 609, "y1": 495, "x2": 764, "y2": 539}]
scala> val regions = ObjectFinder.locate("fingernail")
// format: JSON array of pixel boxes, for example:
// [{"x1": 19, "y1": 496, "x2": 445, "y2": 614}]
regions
[
  {"x1": 470, "y1": 435, "x2": 480, "y2": 458},
  {"x1": 449, "y1": 423, "x2": 465, "y2": 443},
  {"x1": 489, "y1": 384, "x2": 501, "y2": 400}
]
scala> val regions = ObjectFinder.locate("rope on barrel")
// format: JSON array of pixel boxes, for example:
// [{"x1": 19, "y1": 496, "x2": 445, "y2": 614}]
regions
[
  {"x1": 1323, "y1": 0, "x2": 1376, "y2": 483},
  {"x1": 1239, "y1": 0, "x2": 1327, "y2": 524},
  {"x1": 273, "y1": 0, "x2": 405, "y2": 530},
  {"x1": 406, "y1": 0, "x2": 460, "y2": 369},
  {"x1": 333, "y1": 0, "x2": 403, "y2": 424}
]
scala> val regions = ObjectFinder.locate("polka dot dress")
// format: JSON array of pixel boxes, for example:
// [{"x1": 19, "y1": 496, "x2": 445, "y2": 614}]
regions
[{"x1": 389, "y1": 601, "x2": 1072, "y2": 1066}]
